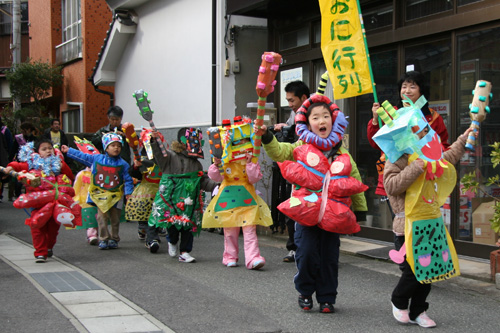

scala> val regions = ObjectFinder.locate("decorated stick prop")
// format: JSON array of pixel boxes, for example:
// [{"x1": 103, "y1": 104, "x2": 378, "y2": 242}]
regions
[
  {"x1": 207, "y1": 127, "x2": 224, "y2": 175},
  {"x1": 253, "y1": 52, "x2": 282, "y2": 158},
  {"x1": 0, "y1": 166, "x2": 41, "y2": 187},
  {"x1": 317, "y1": 71, "x2": 329, "y2": 96},
  {"x1": 133, "y1": 89, "x2": 168, "y2": 157},
  {"x1": 122, "y1": 122, "x2": 141, "y2": 161},
  {"x1": 465, "y1": 80, "x2": 492, "y2": 150}
]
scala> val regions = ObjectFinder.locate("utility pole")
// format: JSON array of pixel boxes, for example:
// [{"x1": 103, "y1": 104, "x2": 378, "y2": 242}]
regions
[{"x1": 11, "y1": 0, "x2": 22, "y2": 112}]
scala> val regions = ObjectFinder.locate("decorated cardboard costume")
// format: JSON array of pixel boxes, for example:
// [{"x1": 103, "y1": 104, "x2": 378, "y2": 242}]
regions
[
  {"x1": 8, "y1": 142, "x2": 78, "y2": 259},
  {"x1": 66, "y1": 132, "x2": 134, "y2": 213},
  {"x1": 11, "y1": 143, "x2": 79, "y2": 228},
  {"x1": 148, "y1": 127, "x2": 217, "y2": 260},
  {"x1": 274, "y1": 94, "x2": 367, "y2": 234},
  {"x1": 125, "y1": 129, "x2": 163, "y2": 224},
  {"x1": 72, "y1": 137, "x2": 99, "y2": 232},
  {"x1": 204, "y1": 116, "x2": 272, "y2": 269},
  {"x1": 374, "y1": 96, "x2": 463, "y2": 283},
  {"x1": 203, "y1": 116, "x2": 273, "y2": 229}
]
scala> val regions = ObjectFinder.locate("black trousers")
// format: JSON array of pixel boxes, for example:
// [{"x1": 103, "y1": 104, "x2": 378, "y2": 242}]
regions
[
  {"x1": 391, "y1": 235, "x2": 431, "y2": 320},
  {"x1": 168, "y1": 227, "x2": 194, "y2": 253}
]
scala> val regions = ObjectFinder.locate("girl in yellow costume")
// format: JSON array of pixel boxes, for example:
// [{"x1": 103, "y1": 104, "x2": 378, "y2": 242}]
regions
[
  {"x1": 374, "y1": 96, "x2": 478, "y2": 328},
  {"x1": 203, "y1": 116, "x2": 272, "y2": 270}
]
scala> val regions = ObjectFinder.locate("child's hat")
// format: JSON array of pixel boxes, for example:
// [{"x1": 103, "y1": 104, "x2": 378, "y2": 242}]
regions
[{"x1": 102, "y1": 130, "x2": 123, "y2": 150}]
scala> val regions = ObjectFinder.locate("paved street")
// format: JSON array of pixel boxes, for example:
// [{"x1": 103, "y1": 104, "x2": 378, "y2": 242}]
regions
[{"x1": 1, "y1": 196, "x2": 499, "y2": 333}]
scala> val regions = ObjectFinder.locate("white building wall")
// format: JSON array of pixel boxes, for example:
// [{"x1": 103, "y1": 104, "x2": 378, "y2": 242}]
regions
[{"x1": 113, "y1": 0, "x2": 212, "y2": 129}]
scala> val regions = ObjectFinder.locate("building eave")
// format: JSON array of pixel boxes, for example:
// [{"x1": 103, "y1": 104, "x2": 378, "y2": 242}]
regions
[{"x1": 92, "y1": 13, "x2": 137, "y2": 86}]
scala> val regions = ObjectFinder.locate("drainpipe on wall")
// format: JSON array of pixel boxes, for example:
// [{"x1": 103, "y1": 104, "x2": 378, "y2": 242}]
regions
[
  {"x1": 211, "y1": 0, "x2": 217, "y2": 126},
  {"x1": 88, "y1": 77, "x2": 114, "y2": 108}
]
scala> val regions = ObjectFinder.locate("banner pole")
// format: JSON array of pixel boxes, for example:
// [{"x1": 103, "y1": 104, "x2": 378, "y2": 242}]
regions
[{"x1": 356, "y1": 0, "x2": 378, "y2": 105}]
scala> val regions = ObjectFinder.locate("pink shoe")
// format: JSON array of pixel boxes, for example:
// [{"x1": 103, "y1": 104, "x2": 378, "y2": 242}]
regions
[
  {"x1": 392, "y1": 302, "x2": 410, "y2": 324},
  {"x1": 409, "y1": 312, "x2": 436, "y2": 328}
]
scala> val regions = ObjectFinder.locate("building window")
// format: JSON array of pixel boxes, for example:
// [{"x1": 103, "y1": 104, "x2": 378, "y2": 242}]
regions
[
  {"x1": 362, "y1": 3, "x2": 393, "y2": 32},
  {"x1": 458, "y1": 0, "x2": 482, "y2": 5},
  {"x1": 405, "y1": 0, "x2": 453, "y2": 21},
  {"x1": 279, "y1": 26, "x2": 309, "y2": 51},
  {"x1": 0, "y1": 1, "x2": 29, "y2": 36},
  {"x1": 55, "y1": 0, "x2": 82, "y2": 65},
  {"x1": 457, "y1": 27, "x2": 500, "y2": 244},
  {"x1": 62, "y1": 107, "x2": 81, "y2": 133},
  {"x1": 355, "y1": 49, "x2": 398, "y2": 230},
  {"x1": 405, "y1": 39, "x2": 452, "y2": 128}
]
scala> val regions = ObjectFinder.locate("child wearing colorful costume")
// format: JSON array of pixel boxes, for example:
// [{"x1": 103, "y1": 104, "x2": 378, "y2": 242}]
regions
[
  {"x1": 148, "y1": 128, "x2": 217, "y2": 263},
  {"x1": 6, "y1": 138, "x2": 77, "y2": 262},
  {"x1": 373, "y1": 96, "x2": 477, "y2": 328},
  {"x1": 255, "y1": 91, "x2": 367, "y2": 313},
  {"x1": 61, "y1": 132, "x2": 134, "y2": 250},
  {"x1": 203, "y1": 116, "x2": 273, "y2": 270},
  {"x1": 125, "y1": 128, "x2": 164, "y2": 253},
  {"x1": 72, "y1": 137, "x2": 100, "y2": 245}
]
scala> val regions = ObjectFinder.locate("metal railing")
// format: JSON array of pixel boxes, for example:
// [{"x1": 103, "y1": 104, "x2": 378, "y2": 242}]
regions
[{"x1": 55, "y1": 36, "x2": 82, "y2": 65}]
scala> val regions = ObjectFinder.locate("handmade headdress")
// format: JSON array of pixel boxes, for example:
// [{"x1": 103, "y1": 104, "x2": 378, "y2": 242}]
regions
[
  {"x1": 178, "y1": 127, "x2": 204, "y2": 159},
  {"x1": 102, "y1": 130, "x2": 123, "y2": 151},
  {"x1": 210, "y1": 116, "x2": 254, "y2": 166},
  {"x1": 373, "y1": 95, "x2": 447, "y2": 179},
  {"x1": 294, "y1": 72, "x2": 348, "y2": 151}
]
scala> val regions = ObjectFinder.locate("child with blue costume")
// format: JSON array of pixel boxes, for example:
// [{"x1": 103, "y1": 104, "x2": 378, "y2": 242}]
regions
[{"x1": 61, "y1": 131, "x2": 134, "y2": 250}]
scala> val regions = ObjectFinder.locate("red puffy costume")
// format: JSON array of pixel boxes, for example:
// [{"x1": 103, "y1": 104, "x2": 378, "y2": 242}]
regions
[
  {"x1": 8, "y1": 160, "x2": 79, "y2": 258},
  {"x1": 277, "y1": 144, "x2": 368, "y2": 234}
]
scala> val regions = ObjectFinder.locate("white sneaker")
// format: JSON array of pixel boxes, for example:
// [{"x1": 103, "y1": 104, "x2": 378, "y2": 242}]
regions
[
  {"x1": 392, "y1": 302, "x2": 410, "y2": 324},
  {"x1": 179, "y1": 252, "x2": 195, "y2": 263},
  {"x1": 409, "y1": 311, "x2": 436, "y2": 328},
  {"x1": 168, "y1": 242, "x2": 178, "y2": 257}
]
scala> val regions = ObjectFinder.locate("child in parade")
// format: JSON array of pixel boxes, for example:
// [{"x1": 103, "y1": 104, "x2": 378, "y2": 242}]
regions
[
  {"x1": 61, "y1": 131, "x2": 134, "y2": 250},
  {"x1": 124, "y1": 128, "x2": 164, "y2": 253},
  {"x1": 5, "y1": 138, "x2": 76, "y2": 262},
  {"x1": 203, "y1": 116, "x2": 273, "y2": 270},
  {"x1": 148, "y1": 128, "x2": 218, "y2": 263},
  {"x1": 254, "y1": 93, "x2": 367, "y2": 313},
  {"x1": 372, "y1": 96, "x2": 478, "y2": 328},
  {"x1": 71, "y1": 137, "x2": 101, "y2": 245}
]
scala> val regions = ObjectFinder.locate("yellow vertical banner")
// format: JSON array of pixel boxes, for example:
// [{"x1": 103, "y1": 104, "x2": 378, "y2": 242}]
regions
[{"x1": 319, "y1": 0, "x2": 373, "y2": 99}]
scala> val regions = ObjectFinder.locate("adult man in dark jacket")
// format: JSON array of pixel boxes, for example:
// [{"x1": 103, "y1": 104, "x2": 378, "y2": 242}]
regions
[{"x1": 92, "y1": 106, "x2": 131, "y2": 165}]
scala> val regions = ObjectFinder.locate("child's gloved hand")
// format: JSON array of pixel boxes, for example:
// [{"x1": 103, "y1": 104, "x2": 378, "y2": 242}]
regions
[{"x1": 253, "y1": 120, "x2": 267, "y2": 135}]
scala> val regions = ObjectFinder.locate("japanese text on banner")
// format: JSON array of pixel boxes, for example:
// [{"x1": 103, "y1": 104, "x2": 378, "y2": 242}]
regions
[{"x1": 319, "y1": 0, "x2": 373, "y2": 99}]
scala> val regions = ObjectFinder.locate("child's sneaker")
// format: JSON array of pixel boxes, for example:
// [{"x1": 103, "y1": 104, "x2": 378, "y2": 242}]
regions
[
  {"x1": 89, "y1": 237, "x2": 98, "y2": 246},
  {"x1": 107, "y1": 240, "x2": 118, "y2": 249},
  {"x1": 392, "y1": 302, "x2": 410, "y2": 324},
  {"x1": 409, "y1": 312, "x2": 436, "y2": 328},
  {"x1": 47, "y1": 249, "x2": 53, "y2": 258},
  {"x1": 179, "y1": 252, "x2": 195, "y2": 263},
  {"x1": 227, "y1": 262, "x2": 238, "y2": 267},
  {"x1": 35, "y1": 256, "x2": 47, "y2": 263},
  {"x1": 283, "y1": 250, "x2": 295, "y2": 262},
  {"x1": 99, "y1": 240, "x2": 108, "y2": 250},
  {"x1": 168, "y1": 242, "x2": 178, "y2": 257},
  {"x1": 146, "y1": 240, "x2": 160, "y2": 253},
  {"x1": 298, "y1": 295, "x2": 313, "y2": 311},
  {"x1": 319, "y1": 302, "x2": 335, "y2": 313},
  {"x1": 137, "y1": 229, "x2": 146, "y2": 241},
  {"x1": 251, "y1": 260, "x2": 265, "y2": 270}
]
